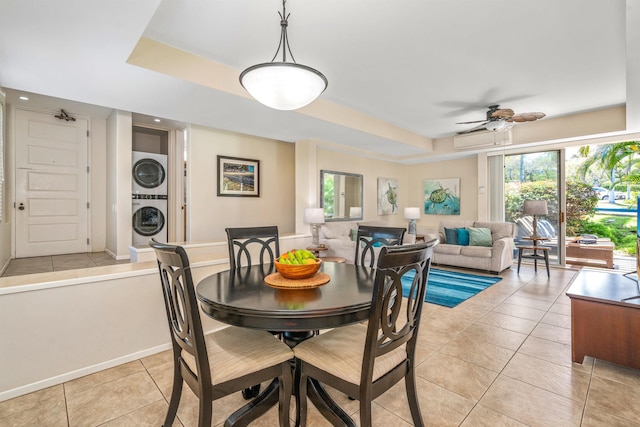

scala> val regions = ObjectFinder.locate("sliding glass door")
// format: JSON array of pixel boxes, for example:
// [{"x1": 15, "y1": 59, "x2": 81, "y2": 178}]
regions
[{"x1": 500, "y1": 150, "x2": 562, "y2": 265}]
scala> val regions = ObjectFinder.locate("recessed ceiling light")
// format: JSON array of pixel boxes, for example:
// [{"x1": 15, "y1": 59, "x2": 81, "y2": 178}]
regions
[
  {"x1": 154, "y1": 118, "x2": 161, "y2": 122},
  {"x1": 19, "y1": 96, "x2": 29, "y2": 101}
]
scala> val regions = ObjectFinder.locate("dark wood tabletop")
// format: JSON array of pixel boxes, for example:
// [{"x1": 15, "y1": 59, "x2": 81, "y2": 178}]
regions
[{"x1": 196, "y1": 261, "x2": 377, "y2": 333}]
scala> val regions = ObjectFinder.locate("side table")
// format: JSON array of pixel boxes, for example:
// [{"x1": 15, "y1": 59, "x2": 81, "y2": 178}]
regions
[{"x1": 516, "y1": 245, "x2": 550, "y2": 277}]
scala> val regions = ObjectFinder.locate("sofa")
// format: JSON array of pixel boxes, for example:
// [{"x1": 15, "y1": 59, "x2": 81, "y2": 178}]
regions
[
  {"x1": 318, "y1": 221, "x2": 415, "y2": 264},
  {"x1": 432, "y1": 220, "x2": 516, "y2": 274}
]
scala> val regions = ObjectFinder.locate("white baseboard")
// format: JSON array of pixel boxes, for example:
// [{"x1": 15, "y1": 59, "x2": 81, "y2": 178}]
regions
[{"x1": 0, "y1": 343, "x2": 172, "y2": 403}]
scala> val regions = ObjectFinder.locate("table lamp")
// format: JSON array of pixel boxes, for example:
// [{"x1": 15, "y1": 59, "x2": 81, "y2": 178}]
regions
[
  {"x1": 523, "y1": 200, "x2": 548, "y2": 239},
  {"x1": 304, "y1": 207, "x2": 325, "y2": 246},
  {"x1": 404, "y1": 207, "x2": 421, "y2": 235}
]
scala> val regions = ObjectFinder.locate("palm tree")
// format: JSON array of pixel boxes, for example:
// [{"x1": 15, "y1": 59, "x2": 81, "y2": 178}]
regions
[{"x1": 577, "y1": 141, "x2": 640, "y2": 202}]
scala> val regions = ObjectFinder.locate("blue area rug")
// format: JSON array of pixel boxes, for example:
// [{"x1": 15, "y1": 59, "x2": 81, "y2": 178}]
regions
[{"x1": 401, "y1": 268, "x2": 502, "y2": 308}]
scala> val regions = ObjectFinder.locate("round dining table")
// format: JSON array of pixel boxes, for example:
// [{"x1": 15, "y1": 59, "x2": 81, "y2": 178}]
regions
[{"x1": 196, "y1": 261, "x2": 377, "y2": 426}]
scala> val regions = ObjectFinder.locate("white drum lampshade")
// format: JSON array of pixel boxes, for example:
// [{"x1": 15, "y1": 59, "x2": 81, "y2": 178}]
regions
[
  {"x1": 304, "y1": 208, "x2": 325, "y2": 246},
  {"x1": 404, "y1": 207, "x2": 421, "y2": 235},
  {"x1": 523, "y1": 200, "x2": 548, "y2": 239}
]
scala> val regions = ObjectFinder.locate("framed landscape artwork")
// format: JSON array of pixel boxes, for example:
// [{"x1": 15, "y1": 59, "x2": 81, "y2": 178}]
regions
[
  {"x1": 377, "y1": 177, "x2": 399, "y2": 215},
  {"x1": 217, "y1": 155, "x2": 260, "y2": 197},
  {"x1": 424, "y1": 178, "x2": 460, "y2": 215}
]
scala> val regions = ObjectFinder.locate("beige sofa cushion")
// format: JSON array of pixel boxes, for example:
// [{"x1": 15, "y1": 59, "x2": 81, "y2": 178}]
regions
[
  {"x1": 435, "y1": 244, "x2": 462, "y2": 255},
  {"x1": 460, "y1": 245, "x2": 492, "y2": 258}
]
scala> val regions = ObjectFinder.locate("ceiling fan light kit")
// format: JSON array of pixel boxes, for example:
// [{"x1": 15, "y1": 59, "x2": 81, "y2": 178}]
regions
[
  {"x1": 484, "y1": 120, "x2": 506, "y2": 131},
  {"x1": 239, "y1": 0, "x2": 328, "y2": 110}
]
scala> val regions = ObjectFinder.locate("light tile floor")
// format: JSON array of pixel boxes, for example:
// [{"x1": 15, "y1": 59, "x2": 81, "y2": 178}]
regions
[
  {"x1": 1, "y1": 252, "x2": 128, "y2": 277},
  {"x1": 2, "y1": 264, "x2": 640, "y2": 426}
]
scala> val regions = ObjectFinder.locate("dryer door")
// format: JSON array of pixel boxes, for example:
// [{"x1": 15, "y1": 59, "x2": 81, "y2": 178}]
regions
[
  {"x1": 132, "y1": 206, "x2": 165, "y2": 237},
  {"x1": 133, "y1": 158, "x2": 166, "y2": 189}
]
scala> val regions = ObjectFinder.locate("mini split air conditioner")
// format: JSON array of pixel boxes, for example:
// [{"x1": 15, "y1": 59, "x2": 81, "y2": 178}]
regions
[{"x1": 453, "y1": 129, "x2": 512, "y2": 151}]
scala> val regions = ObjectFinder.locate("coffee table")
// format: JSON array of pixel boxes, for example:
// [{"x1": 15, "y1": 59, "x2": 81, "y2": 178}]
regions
[{"x1": 566, "y1": 238, "x2": 614, "y2": 269}]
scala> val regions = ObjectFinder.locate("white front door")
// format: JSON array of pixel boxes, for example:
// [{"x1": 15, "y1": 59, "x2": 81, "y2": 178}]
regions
[{"x1": 14, "y1": 109, "x2": 89, "y2": 258}]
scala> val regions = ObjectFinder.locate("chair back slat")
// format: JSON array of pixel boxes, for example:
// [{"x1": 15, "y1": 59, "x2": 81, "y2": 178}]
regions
[
  {"x1": 226, "y1": 226, "x2": 280, "y2": 273},
  {"x1": 149, "y1": 239, "x2": 212, "y2": 392},
  {"x1": 355, "y1": 225, "x2": 407, "y2": 267},
  {"x1": 361, "y1": 239, "x2": 437, "y2": 383}
]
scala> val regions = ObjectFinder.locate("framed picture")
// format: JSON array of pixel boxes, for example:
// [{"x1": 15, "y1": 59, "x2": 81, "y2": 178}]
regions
[
  {"x1": 424, "y1": 178, "x2": 460, "y2": 215},
  {"x1": 217, "y1": 155, "x2": 260, "y2": 197},
  {"x1": 377, "y1": 177, "x2": 398, "y2": 215}
]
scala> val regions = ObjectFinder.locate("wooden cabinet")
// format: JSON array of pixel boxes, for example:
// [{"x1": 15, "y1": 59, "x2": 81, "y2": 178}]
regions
[{"x1": 566, "y1": 271, "x2": 640, "y2": 369}]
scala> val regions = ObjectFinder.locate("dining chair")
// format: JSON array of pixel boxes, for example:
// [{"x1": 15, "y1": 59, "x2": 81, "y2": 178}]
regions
[
  {"x1": 149, "y1": 239, "x2": 293, "y2": 427},
  {"x1": 226, "y1": 226, "x2": 280, "y2": 273},
  {"x1": 226, "y1": 225, "x2": 283, "y2": 398},
  {"x1": 354, "y1": 225, "x2": 407, "y2": 267},
  {"x1": 293, "y1": 239, "x2": 438, "y2": 427}
]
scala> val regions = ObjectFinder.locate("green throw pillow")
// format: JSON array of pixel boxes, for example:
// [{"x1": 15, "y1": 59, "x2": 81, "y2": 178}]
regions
[{"x1": 467, "y1": 227, "x2": 492, "y2": 247}]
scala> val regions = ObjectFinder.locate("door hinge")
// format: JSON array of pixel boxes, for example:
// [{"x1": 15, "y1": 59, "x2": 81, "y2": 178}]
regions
[
  {"x1": 87, "y1": 166, "x2": 90, "y2": 173},
  {"x1": 87, "y1": 202, "x2": 90, "y2": 209},
  {"x1": 87, "y1": 130, "x2": 89, "y2": 137},
  {"x1": 87, "y1": 238, "x2": 90, "y2": 245}
]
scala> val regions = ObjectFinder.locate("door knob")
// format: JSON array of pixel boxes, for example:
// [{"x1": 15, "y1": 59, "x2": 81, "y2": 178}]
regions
[{"x1": 18, "y1": 203, "x2": 25, "y2": 211}]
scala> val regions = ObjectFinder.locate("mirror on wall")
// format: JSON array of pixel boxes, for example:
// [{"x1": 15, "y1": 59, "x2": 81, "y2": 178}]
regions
[{"x1": 320, "y1": 170, "x2": 363, "y2": 221}]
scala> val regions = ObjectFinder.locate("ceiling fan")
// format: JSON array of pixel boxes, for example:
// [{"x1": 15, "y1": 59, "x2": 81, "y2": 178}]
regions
[{"x1": 456, "y1": 105, "x2": 545, "y2": 134}]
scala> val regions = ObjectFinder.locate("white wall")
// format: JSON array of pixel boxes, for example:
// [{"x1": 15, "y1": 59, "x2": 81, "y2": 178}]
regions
[
  {"x1": 105, "y1": 110, "x2": 133, "y2": 259},
  {"x1": 187, "y1": 125, "x2": 296, "y2": 242},
  {"x1": 0, "y1": 260, "x2": 230, "y2": 402},
  {"x1": 314, "y1": 145, "x2": 479, "y2": 233},
  {"x1": 90, "y1": 117, "x2": 107, "y2": 251},
  {"x1": 407, "y1": 156, "x2": 479, "y2": 230},
  {"x1": 316, "y1": 147, "x2": 410, "y2": 227}
]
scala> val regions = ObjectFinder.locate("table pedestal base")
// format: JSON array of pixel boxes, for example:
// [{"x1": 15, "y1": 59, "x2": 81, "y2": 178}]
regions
[{"x1": 226, "y1": 331, "x2": 353, "y2": 427}]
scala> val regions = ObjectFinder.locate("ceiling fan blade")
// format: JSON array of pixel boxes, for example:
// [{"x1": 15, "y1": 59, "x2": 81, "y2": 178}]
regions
[
  {"x1": 457, "y1": 122, "x2": 490, "y2": 134},
  {"x1": 456, "y1": 119, "x2": 488, "y2": 124},
  {"x1": 491, "y1": 108, "x2": 514, "y2": 119},
  {"x1": 509, "y1": 112, "x2": 546, "y2": 122}
]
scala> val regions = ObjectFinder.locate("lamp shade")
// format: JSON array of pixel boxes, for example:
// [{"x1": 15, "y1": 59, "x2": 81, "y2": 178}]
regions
[
  {"x1": 523, "y1": 200, "x2": 548, "y2": 216},
  {"x1": 240, "y1": 62, "x2": 328, "y2": 110},
  {"x1": 349, "y1": 207, "x2": 362, "y2": 218},
  {"x1": 304, "y1": 207, "x2": 325, "y2": 224},
  {"x1": 404, "y1": 207, "x2": 421, "y2": 220}
]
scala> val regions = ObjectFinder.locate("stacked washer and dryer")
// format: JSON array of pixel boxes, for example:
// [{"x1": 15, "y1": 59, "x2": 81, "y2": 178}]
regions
[{"x1": 132, "y1": 151, "x2": 168, "y2": 245}]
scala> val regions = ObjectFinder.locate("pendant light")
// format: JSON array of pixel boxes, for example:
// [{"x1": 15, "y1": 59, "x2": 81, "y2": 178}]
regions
[{"x1": 239, "y1": 0, "x2": 328, "y2": 110}]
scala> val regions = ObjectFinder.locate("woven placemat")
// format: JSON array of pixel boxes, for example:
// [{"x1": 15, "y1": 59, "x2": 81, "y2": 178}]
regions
[{"x1": 264, "y1": 272, "x2": 330, "y2": 289}]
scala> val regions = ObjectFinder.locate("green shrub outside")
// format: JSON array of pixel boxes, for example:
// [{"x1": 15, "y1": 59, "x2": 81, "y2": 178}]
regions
[
  {"x1": 505, "y1": 180, "x2": 597, "y2": 236},
  {"x1": 581, "y1": 216, "x2": 637, "y2": 255}
]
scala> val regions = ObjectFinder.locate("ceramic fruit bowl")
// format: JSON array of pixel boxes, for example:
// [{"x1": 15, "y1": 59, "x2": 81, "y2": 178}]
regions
[{"x1": 275, "y1": 259, "x2": 322, "y2": 280}]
